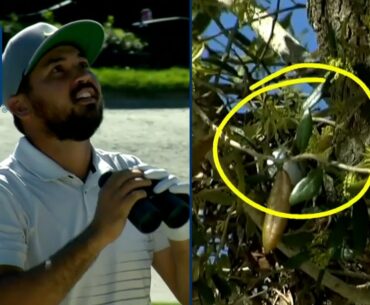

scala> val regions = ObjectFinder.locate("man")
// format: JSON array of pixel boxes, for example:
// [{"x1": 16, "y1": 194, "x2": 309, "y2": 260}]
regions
[{"x1": 0, "y1": 20, "x2": 189, "y2": 305}]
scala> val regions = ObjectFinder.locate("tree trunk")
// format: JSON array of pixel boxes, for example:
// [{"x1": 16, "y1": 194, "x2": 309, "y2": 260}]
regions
[{"x1": 308, "y1": 0, "x2": 370, "y2": 165}]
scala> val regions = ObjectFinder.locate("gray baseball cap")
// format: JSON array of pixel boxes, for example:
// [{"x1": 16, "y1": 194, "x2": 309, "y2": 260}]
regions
[{"x1": 2, "y1": 20, "x2": 105, "y2": 106}]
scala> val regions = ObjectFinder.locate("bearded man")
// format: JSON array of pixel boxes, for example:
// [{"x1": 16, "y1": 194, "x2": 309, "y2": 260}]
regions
[{"x1": 0, "y1": 20, "x2": 189, "y2": 305}]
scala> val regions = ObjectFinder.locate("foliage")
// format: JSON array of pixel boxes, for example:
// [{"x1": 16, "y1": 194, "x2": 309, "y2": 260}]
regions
[
  {"x1": 102, "y1": 15, "x2": 147, "y2": 53},
  {"x1": 0, "y1": 13, "x2": 27, "y2": 42},
  {"x1": 0, "y1": 12, "x2": 145, "y2": 60},
  {"x1": 93, "y1": 67, "x2": 189, "y2": 94},
  {"x1": 192, "y1": 0, "x2": 370, "y2": 304}
]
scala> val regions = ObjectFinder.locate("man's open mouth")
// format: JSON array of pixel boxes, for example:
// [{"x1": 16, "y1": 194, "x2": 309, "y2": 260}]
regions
[{"x1": 72, "y1": 86, "x2": 99, "y2": 104}]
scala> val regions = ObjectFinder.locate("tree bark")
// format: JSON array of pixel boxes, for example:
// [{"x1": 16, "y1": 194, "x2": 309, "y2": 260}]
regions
[{"x1": 308, "y1": 0, "x2": 370, "y2": 165}]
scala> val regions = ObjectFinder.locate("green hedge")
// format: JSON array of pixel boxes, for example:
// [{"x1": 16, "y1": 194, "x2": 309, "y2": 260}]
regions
[{"x1": 92, "y1": 67, "x2": 189, "y2": 94}]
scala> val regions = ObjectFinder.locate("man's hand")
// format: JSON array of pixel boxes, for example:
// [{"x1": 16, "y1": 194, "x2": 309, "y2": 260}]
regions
[
  {"x1": 0, "y1": 169, "x2": 152, "y2": 305},
  {"x1": 136, "y1": 164, "x2": 190, "y2": 240},
  {"x1": 137, "y1": 164, "x2": 190, "y2": 305},
  {"x1": 91, "y1": 169, "x2": 152, "y2": 247},
  {"x1": 136, "y1": 164, "x2": 189, "y2": 195}
]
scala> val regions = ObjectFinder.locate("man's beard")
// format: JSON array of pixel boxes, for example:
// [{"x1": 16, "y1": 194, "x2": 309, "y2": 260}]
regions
[
  {"x1": 32, "y1": 96, "x2": 104, "y2": 141},
  {"x1": 45, "y1": 103, "x2": 103, "y2": 141}
]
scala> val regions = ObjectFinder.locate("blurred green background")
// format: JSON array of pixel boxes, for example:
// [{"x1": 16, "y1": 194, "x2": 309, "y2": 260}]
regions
[{"x1": 0, "y1": 0, "x2": 189, "y2": 99}]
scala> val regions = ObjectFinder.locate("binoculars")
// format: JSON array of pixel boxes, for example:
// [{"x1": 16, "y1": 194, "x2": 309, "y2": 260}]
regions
[{"x1": 98, "y1": 171, "x2": 189, "y2": 234}]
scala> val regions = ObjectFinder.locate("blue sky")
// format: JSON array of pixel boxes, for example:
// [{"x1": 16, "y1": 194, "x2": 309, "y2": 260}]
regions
[
  {"x1": 200, "y1": 0, "x2": 321, "y2": 112},
  {"x1": 203, "y1": 0, "x2": 317, "y2": 53}
]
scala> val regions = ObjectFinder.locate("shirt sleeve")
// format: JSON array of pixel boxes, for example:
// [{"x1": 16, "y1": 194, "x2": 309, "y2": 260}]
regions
[
  {"x1": 113, "y1": 153, "x2": 143, "y2": 170},
  {"x1": 0, "y1": 182, "x2": 27, "y2": 269},
  {"x1": 151, "y1": 223, "x2": 170, "y2": 252}
]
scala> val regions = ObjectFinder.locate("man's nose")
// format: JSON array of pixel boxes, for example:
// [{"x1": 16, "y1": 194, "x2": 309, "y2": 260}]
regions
[{"x1": 73, "y1": 67, "x2": 93, "y2": 84}]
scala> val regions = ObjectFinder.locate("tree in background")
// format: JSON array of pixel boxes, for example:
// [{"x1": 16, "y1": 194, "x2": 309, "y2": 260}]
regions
[
  {"x1": 0, "y1": 0, "x2": 189, "y2": 68},
  {"x1": 193, "y1": 0, "x2": 370, "y2": 304},
  {"x1": 1, "y1": 12, "x2": 148, "y2": 68}
]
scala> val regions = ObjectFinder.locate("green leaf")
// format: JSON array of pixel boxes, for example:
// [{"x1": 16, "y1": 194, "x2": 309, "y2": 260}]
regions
[
  {"x1": 303, "y1": 82, "x2": 326, "y2": 111},
  {"x1": 193, "y1": 43, "x2": 205, "y2": 62},
  {"x1": 352, "y1": 200, "x2": 369, "y2": 253},
  {"x1": 196, "y1": 189, "x2": 236, "y2": 206},
  {"x1": 295, "y1": 109, "x2": 313, "y2": 153},
  {"x1": 284, "y1": 250, "x2": 311, "y2": 269},
  {"x1": 290, "y1": 168, "x2": 323, "y2": 206},
  {"x1": 302, "y1": 72, "x2": 334, "y2": 110}
]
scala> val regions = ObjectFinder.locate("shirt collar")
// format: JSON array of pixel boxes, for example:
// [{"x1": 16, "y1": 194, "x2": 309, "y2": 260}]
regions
[
  {"x1": 13, "y1": 137, "x2": 113, "y2": 183},
  {"x1": 86, "y1": 146, "x2": 114, "y2": 188}
]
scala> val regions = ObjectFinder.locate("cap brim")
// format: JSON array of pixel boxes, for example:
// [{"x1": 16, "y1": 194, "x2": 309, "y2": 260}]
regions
[{"x1": 25, "y1": 20, "x2": 105, "y2": 75}]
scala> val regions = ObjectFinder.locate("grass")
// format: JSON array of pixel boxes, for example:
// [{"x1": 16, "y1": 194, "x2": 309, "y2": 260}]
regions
[
  {"x1": 153, "y1": 303, "x2": 179, "y2": 305},
  {"x1": 92, "y1": 67, "x2": 189, "y2": 95}
]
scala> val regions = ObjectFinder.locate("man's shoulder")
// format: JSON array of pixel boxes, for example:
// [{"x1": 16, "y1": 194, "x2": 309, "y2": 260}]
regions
[
  {"x1": 0, "y1": 154, "x2": 14, "y2": 168},
  {"x1": 0, "y1": 157, "x2": 26, "y2": 199},
  {"x1": 94, "y1": 148, "x2": 144, "y2": 171},
  {"x1": 0, "y1": 156, "x2": 22, "y2": 183}
]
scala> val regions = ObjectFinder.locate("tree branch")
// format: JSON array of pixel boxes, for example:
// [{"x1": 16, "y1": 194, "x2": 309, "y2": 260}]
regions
[
  {"x1": 251, "y1": 0, "x2": 281, "y2": 74},
  {"x1": 240, "y1": 202, "x2": 370, "y2": 304},
  {"x1": 312, "y1": 117, "x2": 336, "y2": 127},
  {"x1": 193, "y1": 103, "x2": 274, "y2": 161},
  {"x1": 291, "y1": 153, "x2": 370, "y2": 174},
  {"x1": 218, "y1": 0, "x2": 308, "y2": 63},
  {"x1": 328, "y1": 269, "x2": 370, "y2": 281},
  {"x1": 201, "y1": 4, "x2": 306, "y2": 42}
]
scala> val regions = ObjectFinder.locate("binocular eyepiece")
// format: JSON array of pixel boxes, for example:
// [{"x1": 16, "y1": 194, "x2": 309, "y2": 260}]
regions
[{"x1": 98, "y1": 171, "x2": 189, "y2": 234}]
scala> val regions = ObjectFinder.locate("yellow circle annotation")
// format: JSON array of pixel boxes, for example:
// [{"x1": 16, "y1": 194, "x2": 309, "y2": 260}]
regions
[{"x1": 212, "y1": 63, "x2": 370, "y2": 219}]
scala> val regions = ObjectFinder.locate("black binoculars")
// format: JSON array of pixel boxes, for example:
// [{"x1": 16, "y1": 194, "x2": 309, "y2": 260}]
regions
[{"x1": 98, "y1": 171, "x2": 189, "y2": 234}]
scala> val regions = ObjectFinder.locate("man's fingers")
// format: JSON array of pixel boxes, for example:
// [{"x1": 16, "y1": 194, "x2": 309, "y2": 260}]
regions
[
  {"x1": 134, "y1": 164, "x2": 169, "y2": 180},
  {"x1": 101, "y1": 167, "x2": 188, "y2": 197},
  {"x1": 118, "y1": 177, "x2": 151, "y2": 197},
  {"x1": 101, "y1": 169, "x2": 144, "y2": 189},
  {"x1": 124, "y1": 189, "x2": 147, "y2": 210}
]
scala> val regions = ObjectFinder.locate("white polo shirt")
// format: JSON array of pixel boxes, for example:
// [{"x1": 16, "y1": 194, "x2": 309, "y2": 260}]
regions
[{"x1": 0, "y1": 137, "x2": 169, "y2": 305}]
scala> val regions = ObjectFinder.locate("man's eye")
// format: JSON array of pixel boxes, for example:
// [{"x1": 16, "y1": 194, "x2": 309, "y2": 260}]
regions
[{"x1": 52, "y1": 66, "x2": 64, "y2": 74}]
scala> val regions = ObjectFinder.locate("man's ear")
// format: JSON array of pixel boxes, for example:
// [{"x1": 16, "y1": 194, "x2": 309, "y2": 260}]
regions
[{"x1": 6, "y1": 95, "x2": 32, "y2": 118}]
